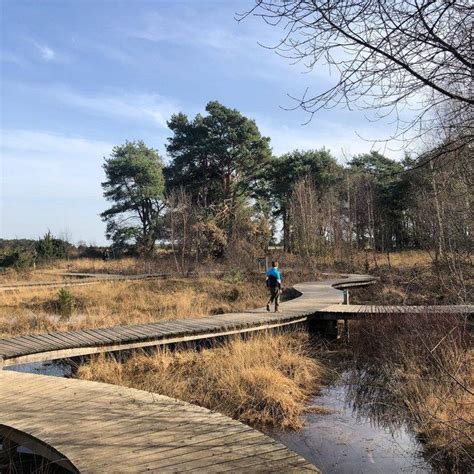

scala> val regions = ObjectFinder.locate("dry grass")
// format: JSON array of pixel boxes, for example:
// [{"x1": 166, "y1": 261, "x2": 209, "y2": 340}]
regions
[
  {"x1": 48, "y1": 256, "x2": 173, "y2": 275},
  {"x1": 367, "y1": 249, "x2": 432, "y2": 269},
  {"x1": 0, "y1": 253, "x2": 224, "y2": 282},
  {"x1": 0, "y1": 268, "x2": 66, "y2": 285},
  {"x1": 77, "y1": 331, "x2": 324, "y2": 430},
  {"x1": 351, "y1": 262, "x2": 473, "y2": 305},
  {"x1": 349, "y1": 313, "x2": 473, "y2": 471},
  {"x1": 0, "y1": 277, "x2": 267, "y2": 338},
  {"x1": 276, "y1": 249, "x2": 432, "y2": 273},
  {"x1": 0, "y1": 257, "x2": 162, "y2": 285}
]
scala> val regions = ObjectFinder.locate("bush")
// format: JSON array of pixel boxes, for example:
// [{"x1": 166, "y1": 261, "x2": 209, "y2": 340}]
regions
[
  {"x1": 78, "y1": 332, "x2": 324, "y2": 429},
  {"x1": 57, "y1": 288, "x2": 74, "y2": 319},
  {"x1": 36, "y1": 231, "x2": 69, "y2": 263},
  {"x1": 0, "y1": 250, "x2": 34, "y2": 269}
]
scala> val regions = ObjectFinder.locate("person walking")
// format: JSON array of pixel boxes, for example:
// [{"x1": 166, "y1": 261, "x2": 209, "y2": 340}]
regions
[{"x1": 266, "y1": 261, "x2": 282, "y2": 312}]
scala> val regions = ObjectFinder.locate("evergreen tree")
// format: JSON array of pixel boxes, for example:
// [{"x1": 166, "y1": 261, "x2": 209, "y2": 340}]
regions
[
  {"x1": 101, "y1": 141, "x2": 165, "y2": 255},
  {"x1": 267, "y1": 149, "x2": 342, "y2": 250},
  {"x1": 165, "y1": 101, "x2": 272, "y2": 237}
]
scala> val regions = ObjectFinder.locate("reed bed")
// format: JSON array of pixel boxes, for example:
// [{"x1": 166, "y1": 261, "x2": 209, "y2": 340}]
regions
[
  {"x1": 0, "y1": 277, "x2": 267, "y2": 337},
  {"x1": 78, "y1": 331, "x2": 324, "y2": 430},
  {"x1": 349, "y1": 312, "x2": 473, "y2": 472}
]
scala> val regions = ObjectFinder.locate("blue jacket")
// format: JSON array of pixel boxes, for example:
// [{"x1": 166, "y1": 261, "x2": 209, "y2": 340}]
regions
[{"x1": 266, "y1": 267, "x2": 282, "y2": 287}]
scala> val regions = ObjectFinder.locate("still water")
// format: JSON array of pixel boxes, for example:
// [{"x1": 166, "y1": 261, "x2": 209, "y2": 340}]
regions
[
  {"x1": 269, "y1": 374, "x2": 431, "y2": 473},
  {"x1": 5, "y1": 360, "x2": 75, "y2": 377}
]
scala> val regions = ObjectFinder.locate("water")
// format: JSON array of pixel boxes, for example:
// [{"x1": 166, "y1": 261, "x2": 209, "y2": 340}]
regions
[
  {"x1": 5, "y1": 360, "x2": 75, "y2": 377},
  {"x1": 269, "y1": 376, "x2": 431, "y2": 473}
]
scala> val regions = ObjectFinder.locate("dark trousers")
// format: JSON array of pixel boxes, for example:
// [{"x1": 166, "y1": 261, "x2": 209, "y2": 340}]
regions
[{"x1": 267, "y1": 286, "x2": 280, "y2": 309}]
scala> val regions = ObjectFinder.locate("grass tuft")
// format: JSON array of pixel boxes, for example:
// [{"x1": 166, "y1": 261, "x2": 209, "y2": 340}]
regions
[{"x1": 77, "y1": 332, "x2": 324, "y2": 430}]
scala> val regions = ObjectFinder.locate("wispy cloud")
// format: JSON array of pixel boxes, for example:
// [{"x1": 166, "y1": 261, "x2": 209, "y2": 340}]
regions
[
  {"x1": 125, "y1": 10, "x2": 328, "y2": 84},
  {"x1": 10, "y1": 83, "x2": 180, "y2": 127},
  {"x1": 51, "y1": 86, "x2": 178, "y2": 127},
  {"x1": 132, "y1": 15, "x2": 242, "y2": 55},
  {"x1": 34, "y1": 42, "x2": 56, "y2": 61},
  {"x1": 1, "y1": 128, "x2": 114, "y2": 199}
]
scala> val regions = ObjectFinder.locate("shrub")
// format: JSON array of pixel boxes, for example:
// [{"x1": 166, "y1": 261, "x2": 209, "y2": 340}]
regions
[
  {"x1": 57, "y1": 288, "x2": 74, "y2": 319},
  {"x1": 78, "y1": 332, "x2": 324, "y2": 429},
  {"x1": 36, "y1": 231, "x2": 69, "y2": 263},
  {"x1": 0, "y1": 250, "x2": 34, "y2": 269}
]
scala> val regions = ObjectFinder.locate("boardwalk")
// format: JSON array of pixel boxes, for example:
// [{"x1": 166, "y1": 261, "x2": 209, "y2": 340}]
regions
[
  {"x1": 0, "y1": 271, "x2": 188, "y2": 292},
  {"x1": 1, "y1": 274, "x2": 471, "y2": 472},
  {"x1": 318, "y1": 303, "x2": 473, "y2": 319},
  {"x1": 1, "y1": 371, "x2": 316, "y2": 473},
  {"x1": 0, "y1": 275, "x2": 376, "y2": 367}
]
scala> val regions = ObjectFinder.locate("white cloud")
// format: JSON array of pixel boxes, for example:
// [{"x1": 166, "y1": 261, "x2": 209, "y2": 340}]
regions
[
  {"x1": 126, "y1": 11, "x2": 305, "y2": 76},
  {"x1": 35, "y1": 42, "x2": 56, "y2": 61},
  {"x1": 1, "y1": 129, "x2": 113, "y2": 199},
  {"x1": 48, "y1": 86, "x2": 178, "y2": 128}
]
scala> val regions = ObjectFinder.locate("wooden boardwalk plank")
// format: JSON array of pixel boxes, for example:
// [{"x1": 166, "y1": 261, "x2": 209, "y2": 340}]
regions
[{"x1": 0, "y1": 370, "x2": 318, "y2": 472}]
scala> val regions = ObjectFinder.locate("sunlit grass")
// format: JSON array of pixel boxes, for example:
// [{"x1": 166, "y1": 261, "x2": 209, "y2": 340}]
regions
[
  {"x1": 0, "y1": 277, "x2": 267, "y2": 337},
  {"x1": 78, "y1": 331, "x2": 324, "y2": 430}
]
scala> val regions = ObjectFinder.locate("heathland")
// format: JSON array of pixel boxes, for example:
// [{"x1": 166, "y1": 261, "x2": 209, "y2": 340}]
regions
[{"x1": 1, "y1": 250, "x2": 472, "y2": 471}]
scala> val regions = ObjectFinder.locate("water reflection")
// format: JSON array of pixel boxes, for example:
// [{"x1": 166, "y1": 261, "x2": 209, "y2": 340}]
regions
[
  {"x1": 345, "y1": 368, "x2": 413, "y2": 432},
  {"x1": 269, "y1": 371, "x2": 431, "y2": 473},
  {"x1": 5, "y1": 359, "x2": 75, "y2": 377},
  {"x1": 345, "y1": 367, "x2": 472, "y2": 473}
]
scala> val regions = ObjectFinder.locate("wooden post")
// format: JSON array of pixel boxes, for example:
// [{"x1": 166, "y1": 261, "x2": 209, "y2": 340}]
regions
[
  {"x1": 343, "y1": 289, "x2": 349, "y2": 305},
  {"x1": 343, "y1": 291, "x2": 349, "y2": 341}
]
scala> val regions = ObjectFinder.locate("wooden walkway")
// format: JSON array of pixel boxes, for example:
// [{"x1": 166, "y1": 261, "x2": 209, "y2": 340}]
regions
[
  {"x1": 1, "y1": 273, "x2": 471, "y2": 472},
  {"x1": 0, "y1": 271, "x2": 188, "y2": 292},
  {"x1": 0, "y1": 275, "x2": 376, "y2": 368},
  {"x1": 1, "y1": 274, "x2": 376, "y2": 473},
  {"x1": 0, "y1": 371, "x2": 316, "y2": 472},
  {"x1": 319, "y1": 303, "x2": 473, "y2": 319}
]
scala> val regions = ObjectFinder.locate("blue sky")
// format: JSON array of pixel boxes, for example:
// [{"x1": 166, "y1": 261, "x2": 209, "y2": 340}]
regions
[{"x1": 1, "y1": 0, "x2": 405, "y2": 245}]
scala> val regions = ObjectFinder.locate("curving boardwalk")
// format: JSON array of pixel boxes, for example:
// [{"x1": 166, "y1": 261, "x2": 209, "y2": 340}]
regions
[
  {"x1": 0, "y1": 371, "x2": 316, "y2": 472},
  {"x1": 1, "y1": 274, "x2": 471, "y2": 472},
  {"x1": 0, "y1": 275, "x2": 376, "y2": 368},
  {"x1": 1, "y1": 274, "x2": 374, "y2": 472}
]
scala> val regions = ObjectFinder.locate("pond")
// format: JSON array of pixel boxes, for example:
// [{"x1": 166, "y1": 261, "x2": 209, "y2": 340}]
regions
[{"x1": 268, "y1": 373, "x2": 432, "y2": 473}]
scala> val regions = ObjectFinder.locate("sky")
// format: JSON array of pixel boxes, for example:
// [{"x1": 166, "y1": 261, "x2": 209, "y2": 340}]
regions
[{"x1": 1, "y1": 0, "x2": 406, "y2": 245}]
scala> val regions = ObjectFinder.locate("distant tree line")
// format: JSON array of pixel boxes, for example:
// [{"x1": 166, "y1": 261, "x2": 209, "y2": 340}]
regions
[
  {"x1": 0, "y1": 234, "x2": 107, "y2": 270},
  {"x1": 0, "y1": 231, "x2": 71, "y2": 269},
  {"x1": 100, "y1": 100, "x2": 472, "y2": 284}
]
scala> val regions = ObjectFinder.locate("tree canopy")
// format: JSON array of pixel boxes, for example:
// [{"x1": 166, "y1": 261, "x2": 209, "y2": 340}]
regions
[
  {"x1": 165, "y1": 101, "x2": 272, "y2": 216},
  {"x1": 98, "y1": 101, "x2": 470, "y2": 283},
  {"x1": 267, "y1": 149, "x2": 342, "y2": 249},
  {"x1": 101, "y1": 141, "x2": 165, "y2": 255}
]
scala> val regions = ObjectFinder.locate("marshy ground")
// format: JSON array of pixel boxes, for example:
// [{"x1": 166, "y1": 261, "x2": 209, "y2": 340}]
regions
[{"x1": 1, "y1": 251, "x2": 472, "y2": 472}]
